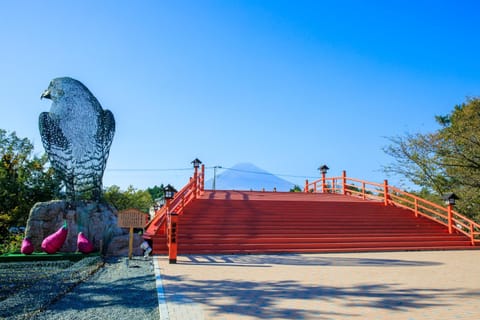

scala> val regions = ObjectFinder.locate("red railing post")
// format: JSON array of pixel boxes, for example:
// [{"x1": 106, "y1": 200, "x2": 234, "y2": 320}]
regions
[
  {"x1": 414, "y1": 198, "x2": 419, "y2": 217},
  {"x1": 383, "y1": 180, "x2": 389, "y2": 206},
  {"x1": 304, "y1": 179, "x2": 308, "y2": 192},
  {"x1": 200, "y1": 164, "x2": 205, "y2": 192},
  {"x1": 447, "y1": 204, "x2": 453, "y2": 234},
  {"x1": 322, "y1": 172, "x2": 326, "y2": 193},
  {"x1": 168, "y1": 212, "x2": 179, "y2": 263},
  {"x1": 193, "y1": 166, "x2": 198, "y2": 199},
  {"x1": 470, "y1": 223, "x2": 475, "y2": 245},
  {"x1": 362, "y1": 182, "x2": 366, "y2": 199},
  {"x1": 342, "y1": 170, "x2": 347, "y2": 195}
]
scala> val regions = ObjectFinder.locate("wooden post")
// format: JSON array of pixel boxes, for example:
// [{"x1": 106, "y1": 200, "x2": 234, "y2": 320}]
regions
[
  {"x1": 304, "y1": 179, "x2": 308, "y2": 192},
  {"x1": 322, "y1": 172, "x2": 326, "y2": 193},
  {"x1": 447, "y1": 204, "x2": 453, "y2": 234},
  {"x1": 193, "y1": 166, "x2": 198, "y2": 199},
  {"x1": 342, "y1": 170, "x2": 347, "y2": 195},
  {"x1": 383, "y1": 180, "x2": 389, "y2": 206},
  {"x1": 414, "y1": 198, "x2": 419, "y2": 218},
  {"x1": 168, "y1": 212, "x2": 179, "y2": 264},
  {"x1": 128, "y1": 226, "x2": 134, "y2": 259},
  {"x1": 200, "y1": 164, "x2": 205, "y2": 192},
  {"x1": 470, "y1": 223, "x2": 475, "y2": 245},
  {"x1": 117, "y1": 208, "x2": 148, "y2": 259}
]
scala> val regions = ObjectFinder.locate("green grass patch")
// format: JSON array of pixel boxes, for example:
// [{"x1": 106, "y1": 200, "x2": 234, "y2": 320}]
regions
[{"x1": 0, "y1": 251, "x2": 100, "y2": 263}]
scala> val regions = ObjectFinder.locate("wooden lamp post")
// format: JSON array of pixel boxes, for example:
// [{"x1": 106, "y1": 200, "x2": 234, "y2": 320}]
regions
[
  {"x1": 164, "y1": 184, "x2": 178, "y2": 263},
  {"x1": 191, "y1": 158, "x2": 202, "y2": 197},
  {"x1": 442, "y1": 192, "x2": 459, "y2": 234},
  {"x1": 318, "y1": 164, "x2": 329, "y2": 193}
]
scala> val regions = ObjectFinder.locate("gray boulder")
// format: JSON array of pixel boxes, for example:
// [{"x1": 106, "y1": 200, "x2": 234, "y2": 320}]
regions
[{"x1": 25, "y1": 200, "x2": 143, "y2": 256}]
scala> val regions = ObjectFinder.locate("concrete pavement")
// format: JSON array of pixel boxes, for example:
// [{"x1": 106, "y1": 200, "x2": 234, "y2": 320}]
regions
[{"x1": 153, "y1": 250, "x2": 480, "y2": 319}]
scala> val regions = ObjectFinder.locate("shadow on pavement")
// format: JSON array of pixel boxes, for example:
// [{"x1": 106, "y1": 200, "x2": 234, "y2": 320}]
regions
[
  {"x1": 182, "y1": 253, "x2": 443, "y2": 267},
  {"x1": 162, "y1": 273, "x2": 479, "y2": 319}
]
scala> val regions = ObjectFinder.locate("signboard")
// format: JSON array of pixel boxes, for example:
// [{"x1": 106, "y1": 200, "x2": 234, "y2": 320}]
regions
[
  {"x1": 117, "y1": 208, "x2": 147, "y2": 259},
  {"x1": 117, "y1": 208, "x2": 147, "y2": 228}
]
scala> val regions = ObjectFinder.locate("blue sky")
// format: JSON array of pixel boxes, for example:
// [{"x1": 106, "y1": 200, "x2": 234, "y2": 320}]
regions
[{"x1": 1, "y1": 0, "x2": 479, "y2": 191}]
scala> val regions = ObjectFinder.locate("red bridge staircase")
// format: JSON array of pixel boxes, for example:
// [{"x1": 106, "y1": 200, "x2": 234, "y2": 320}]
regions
[{"x1": 143, "y1": 166, "x2": 480, "y2": 261}]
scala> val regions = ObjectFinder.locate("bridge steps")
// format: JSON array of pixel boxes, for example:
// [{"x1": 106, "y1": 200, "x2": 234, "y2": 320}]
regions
[{"x1": 150, "y1": 191, "x2": 475, "y2": 254}]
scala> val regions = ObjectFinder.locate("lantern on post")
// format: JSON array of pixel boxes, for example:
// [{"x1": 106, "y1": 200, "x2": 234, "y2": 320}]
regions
[
  {"x1": 318, "y1": 165, "x2": 329, "y2": 193},
  {"x1": 164, "y1": 184, "x2": 177, "y2": 201},
  {"x1": 191, "y1": 158, "x2": 202, "y2": 197},
  {"x1": 442, "y1": 192, "x2": 459, "y2": 206},
  {"x1": 442, "y1": 192, "x2": 459, "y2": 234},
  {"x1": 191, "y1": 158, "x2": 202, "y2": 169},
  {"x1": 163, "y1": 184, "x2": 178, "y2": 263}
]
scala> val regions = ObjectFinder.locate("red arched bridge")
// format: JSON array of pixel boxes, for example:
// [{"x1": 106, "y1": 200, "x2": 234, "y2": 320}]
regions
[{"x1": 143, "y1": 164, "x2": 480, "y2": 263}]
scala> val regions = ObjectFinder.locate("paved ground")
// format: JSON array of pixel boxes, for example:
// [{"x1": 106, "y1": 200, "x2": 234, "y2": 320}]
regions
[{"x1": 154, "y1": 250, "x2": 480, "y2": 320}]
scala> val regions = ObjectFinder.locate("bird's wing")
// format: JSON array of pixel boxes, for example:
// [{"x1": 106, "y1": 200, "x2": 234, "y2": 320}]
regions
[
  {"x1": 101, "y1": 109, "x2": 115, "y2": 153},
  {"x1": 39, "y1": 112, "x2": 72, "y2": 176},
  {"x1": 91, "y1": 109, "x2": 115, "y2": 174}
]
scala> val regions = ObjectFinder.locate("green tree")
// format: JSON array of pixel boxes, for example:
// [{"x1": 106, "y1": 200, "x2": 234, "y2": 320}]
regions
[
  {"x1": 147, "y1": 184, "x2": 164, "y2": 202},
  {"x1": 383, "y1": 98, "x2": 480, "y2": 220},
  {"x1": 289, "y1": 185, "x2": 303, "y2": 192},
  {"x1": 0, "y1": 129, "x2": 61, "y2": 243},
  {"x1": 103, "y1": 185, "x2": 153, "y2": 213}
]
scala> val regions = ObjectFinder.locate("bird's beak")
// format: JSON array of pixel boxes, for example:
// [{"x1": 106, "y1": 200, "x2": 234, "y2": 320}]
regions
[{"x1": 41, "y1": 90, "x2": 51, "y2": 100}]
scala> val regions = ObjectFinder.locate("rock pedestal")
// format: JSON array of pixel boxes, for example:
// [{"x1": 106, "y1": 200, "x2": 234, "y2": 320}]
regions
[{"x1": 25, "y1": 200, "x2": 144, "y2": 256}]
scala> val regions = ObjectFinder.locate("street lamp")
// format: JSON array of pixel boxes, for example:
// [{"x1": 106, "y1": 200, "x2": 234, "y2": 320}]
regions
[
  {"x1": 191, "y1": 158, "x2": 202, "y2": 169},
  {"x1": 191, "y1": 158, "x2": 202, "y2": 196},
  {"x1": 318, "y1": 165, "x2": 329, "y2": 176},
  {"x1": 213, "y1": 165, "x2": 222, "y2": 191},
  {"x1": 164, "y1": 184, "x2": 177, "y2": 200},
  {"x1": 442, "y1": 192, "x2": 459, "y2": 234},
  {"x1": 318, "y1": 165, "x2": 329, "y2": 193},
  {"x1": 164, "y1": 184, "x2": 178, "y2": 264},
  {"x1": 442, "y1": 192, "x2": 459, "y2": 206}
]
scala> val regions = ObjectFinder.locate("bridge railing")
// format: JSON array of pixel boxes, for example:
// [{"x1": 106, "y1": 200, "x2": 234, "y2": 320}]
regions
[
  {"x1": 143, "y1": 164, "x2": 205, "y2": 261},
  {"x1": 305, "y1": 171, "x2": 480, "y2": 246}
]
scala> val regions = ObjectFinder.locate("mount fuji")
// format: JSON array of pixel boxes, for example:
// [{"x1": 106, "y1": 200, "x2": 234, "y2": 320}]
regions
[{"x1": 205, "y1": 163, "x2": 295, "y2": 192}]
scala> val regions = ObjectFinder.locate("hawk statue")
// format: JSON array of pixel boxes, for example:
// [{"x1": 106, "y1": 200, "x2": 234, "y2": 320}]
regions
[{"x1": 39, "y1": 77, "x2": 115, "y2": 201}]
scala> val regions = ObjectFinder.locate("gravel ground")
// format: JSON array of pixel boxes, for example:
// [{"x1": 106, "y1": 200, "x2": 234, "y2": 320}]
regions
[{"x1": 1, "y1": 256, "x2": 159, "y2": 320}]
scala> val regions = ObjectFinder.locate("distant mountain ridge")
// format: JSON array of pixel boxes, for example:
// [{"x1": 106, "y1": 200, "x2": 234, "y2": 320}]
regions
[{"x1": 205, "y1": 163, "x2": 295, "y2": 192}]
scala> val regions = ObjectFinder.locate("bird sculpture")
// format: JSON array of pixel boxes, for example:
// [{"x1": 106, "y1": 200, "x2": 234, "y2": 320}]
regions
[{"x1": 39, "y1": 77, "x2": 115, "y2": 201}]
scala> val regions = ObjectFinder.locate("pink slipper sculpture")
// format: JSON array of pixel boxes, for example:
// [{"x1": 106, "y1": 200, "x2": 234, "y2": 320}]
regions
[
  {"x1": 41, "y1": 222, "x2": 68, "y2": 254},
  {"x1": 77, "y1": 232, "x2": 95, "y2": 254},
  {"x1": 21, "y1": 237, "x2": 34, "y2": 255}
]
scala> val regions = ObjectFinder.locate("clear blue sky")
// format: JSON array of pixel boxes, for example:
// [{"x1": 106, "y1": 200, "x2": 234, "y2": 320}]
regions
[{"x1": 1, "y1": 0, "x2": 479, "y2": 191}]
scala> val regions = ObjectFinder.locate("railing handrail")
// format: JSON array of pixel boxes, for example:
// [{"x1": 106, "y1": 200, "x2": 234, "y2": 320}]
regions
[
  {"x1": 144, "y1": 164, "x2": 205, "y2": 233},
  {"x1": 305, "y1": 172, "x2": 480, "y2": 245}
]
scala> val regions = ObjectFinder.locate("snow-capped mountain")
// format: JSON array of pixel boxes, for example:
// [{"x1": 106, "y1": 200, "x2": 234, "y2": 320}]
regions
[{"x1": 205, "y1": 163, "x2": 295, "y2": 192}]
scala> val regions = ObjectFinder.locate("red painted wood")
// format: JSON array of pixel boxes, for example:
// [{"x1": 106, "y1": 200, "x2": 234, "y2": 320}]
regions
[{"x1": 150, "y1": 191, "x2": 476, "y2": 254}]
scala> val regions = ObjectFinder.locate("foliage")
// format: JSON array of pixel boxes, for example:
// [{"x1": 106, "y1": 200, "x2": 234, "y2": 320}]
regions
[
  {"x1": 103, "y1": 185, "x2": 153, "y2": 213},
  {"x1": 384, "y1": 98, "x2": 480, "y2": 220},
  {"x1": 289, "y1": 185, "x2": 303, "y2": 192},
  {"x1": 0, "y1": 233, "x2": 23, "y2": 254},
  {"x1": 147, "y1": 184, "x2": 165, "y2": 201},
  {"x1": 0, "y1": 129, "x2": 62, "y2": 246}
]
